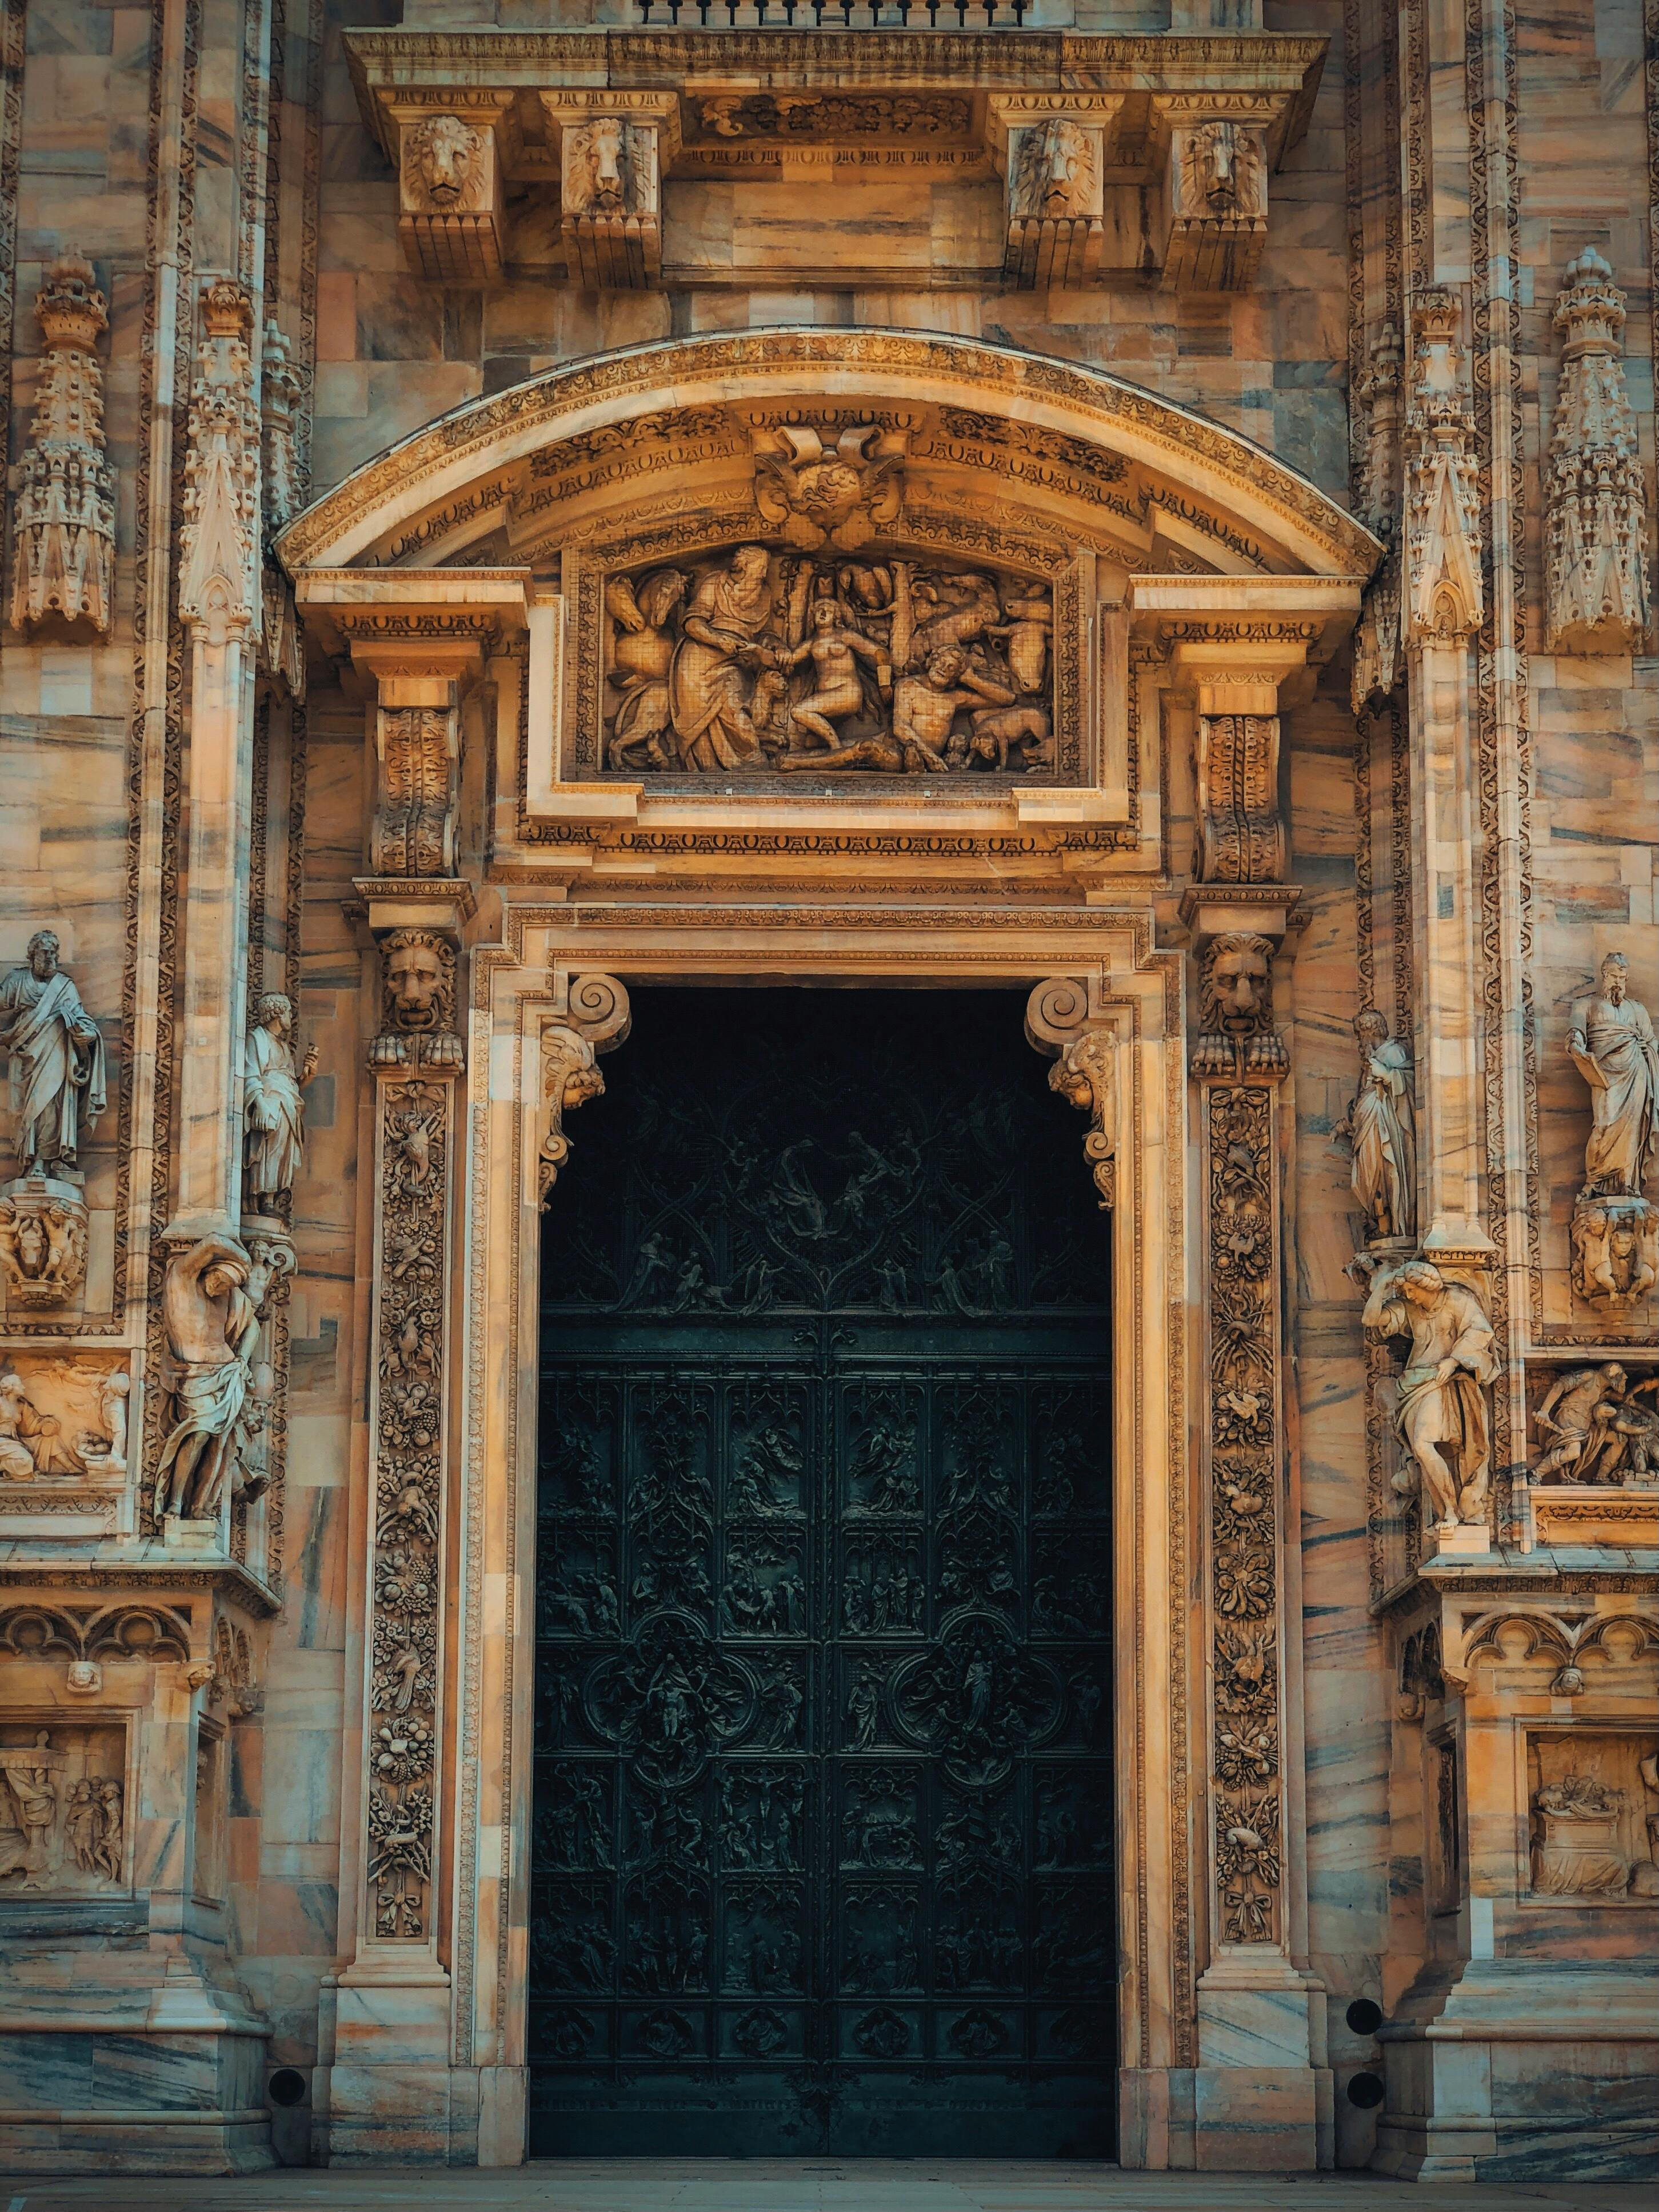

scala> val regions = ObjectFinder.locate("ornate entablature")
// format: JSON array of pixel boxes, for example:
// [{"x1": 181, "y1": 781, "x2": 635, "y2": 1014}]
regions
[
  {"x1": 280, "y1": 331, "x2": 1375, "y2": 887},
  {"x1": 344, "y1": 29, "x2": 1326, "y2": 295}
]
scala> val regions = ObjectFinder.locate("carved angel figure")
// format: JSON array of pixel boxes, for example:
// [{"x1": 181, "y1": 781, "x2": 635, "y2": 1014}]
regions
[
  {"x1": 1334, "y1": 1007, "x2": 1417, "y2": 1241},
  {"x1": 1361, "y1": 1258, "x2": 1494, "y2": 1530}
]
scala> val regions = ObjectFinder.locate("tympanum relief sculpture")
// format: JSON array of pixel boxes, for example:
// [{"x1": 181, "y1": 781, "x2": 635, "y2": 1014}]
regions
[
  {"x1": 1361, "y1": 1258, "x2": 1495, "y2": 1535},
  {"x1": 1530, "y1": 1363, "x2": 1659, "y2": 1489},
  {"x1": 0, "y1": 930, "x2": 106, "y2": 1310},
  {"x1": 1567, "y1": 953, "x2": 1658, "y2": 1309},
  {"x1": 0, "y1": 1727, "x2": 125, "y2": 1893},
  {"x1": 602, "y1": 542, "x2": 1054, "y2": 779},
  {"x1": 1334, "y1": 1007, "x2": 1417, "y2": 1245}
]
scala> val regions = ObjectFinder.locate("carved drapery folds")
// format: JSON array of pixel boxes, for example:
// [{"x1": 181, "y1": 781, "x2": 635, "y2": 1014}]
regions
[
  {"x1": 1161, "y1": 107, "x2": 1270, "y2": 293},
  {"x1": 547, "y1": 99, "x2": 671, "y2": 291},
  {"x1": 1545, "y1": 250, "x2": 1649, "y2": 654},
  {"x1": 1025, "y1": 976, "x2": 1117, "y2": 1209},
  {"x1": 397, "y1": 103, "x2": 511, "y2": 283},
  {"x1": 1001, "y1": 110, "x2": 1110, "y2": 290},
  {"x1": 1360, "y1": 1257, "x2": 1495, "y2": 1537},
  {"x1": 179, "y1": 280, "x2": 259, "y2": 646},
  {"x1": 1403, "y1": 289, "x2": 1483, "y2": 642},
  {"x1": 362, "y1": 925, "x2": 466, "y2": 1946},
  {"x1": 1335, "y1": 1006, "x2": 1418, "y2": 1245},
  {"x1": 538, "y1": 974, "x2": 631, "y2": 1208},
  {"x1": 9, "y1": 254, "x2": 115, "y2": 638},
  {"x1": 1530, "y1": 1363, "x2": 1659, "y2": 1489}
]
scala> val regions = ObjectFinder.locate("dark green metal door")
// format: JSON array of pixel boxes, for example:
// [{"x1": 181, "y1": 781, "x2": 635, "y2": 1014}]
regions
[{"x1": 530, "y1": 990, "x2": 1114, "y2": 2157}]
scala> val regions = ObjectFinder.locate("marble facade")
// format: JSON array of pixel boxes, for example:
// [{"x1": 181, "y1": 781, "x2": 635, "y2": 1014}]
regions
[{"x1": 0, "y1": 0, "x2": 1652, "y2": 2185}]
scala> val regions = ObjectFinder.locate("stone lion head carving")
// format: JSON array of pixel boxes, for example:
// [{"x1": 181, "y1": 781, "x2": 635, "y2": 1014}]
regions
[
  {"x1": 404, "y1": 115, "x2": 485, "y2": 209},
  {"x1": 565, "y1": 117, "x2": 630, "y2": 215},
  {"x1": 382, "y1": 929, "x2": 455, "y2": 1034}
]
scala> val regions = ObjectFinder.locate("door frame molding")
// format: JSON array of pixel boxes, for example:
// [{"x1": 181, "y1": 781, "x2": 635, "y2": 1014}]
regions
[{"x1": 447, "y1": 904, "x2": 1190, "y2": 2163}]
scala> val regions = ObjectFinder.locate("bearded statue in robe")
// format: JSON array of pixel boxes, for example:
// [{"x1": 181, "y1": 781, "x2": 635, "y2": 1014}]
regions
[{"x1": 0, "y1": 931, "x2": 106, "y2": 1175}]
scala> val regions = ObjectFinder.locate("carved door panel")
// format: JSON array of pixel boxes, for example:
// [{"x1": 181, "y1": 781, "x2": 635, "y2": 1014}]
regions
[{"x1": 530, "y1": 991, "x2": 1114, "y2": 2157}]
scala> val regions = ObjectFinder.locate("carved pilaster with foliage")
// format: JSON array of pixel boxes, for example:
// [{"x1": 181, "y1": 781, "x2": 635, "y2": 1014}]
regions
[
  {"x1": 1545, "y1": 250, "x2": 1650, "y2": 654},
  {"x1": 9, "y1": 254, "x2": 115, "y2": 638},
  {"x1": 1201, "y1": 1076, "x2": 1288, "y2": 1950},
  {"x1": 360, "y1": 927, "x2": 464, "y2": 1950}
]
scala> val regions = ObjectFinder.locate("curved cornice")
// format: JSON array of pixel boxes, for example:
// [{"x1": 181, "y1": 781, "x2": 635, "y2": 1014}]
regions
[{"x1": 277, "y1": 328, "x2": 1382, "y2": 581}]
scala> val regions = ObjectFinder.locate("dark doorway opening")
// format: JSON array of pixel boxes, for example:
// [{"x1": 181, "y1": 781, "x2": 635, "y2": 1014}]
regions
[{"x1": 529, "y1": 989, "x2": 1116, "y2": 2156}]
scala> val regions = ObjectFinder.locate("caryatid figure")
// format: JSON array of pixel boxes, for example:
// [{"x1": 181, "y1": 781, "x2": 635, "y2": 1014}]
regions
[
  {"x1": 1362, "y1": 1257, "x2": 1495, "y2": 1529},
  {"x1": 0, "y1": 930, "x2": 107, "y2": 1175},
  {"x1": 1568, "y1": 951, "x2": 1658, "y2": 1197},
  {"x1": 1336, "y1": 1007, "x2": 1417, "y2": 1241},
  {"x1": 243, "y1": 992, "x2": 317, "y2": 1203},
  {"x1": 154, "y1": 1234, "x2": 260, "y2": 1523}
]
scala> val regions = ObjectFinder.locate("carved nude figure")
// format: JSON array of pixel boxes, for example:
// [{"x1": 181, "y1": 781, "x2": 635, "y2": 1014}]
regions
[
  {"x1": 243, "y1": 992, "x2": 316, "y2": 1203},
  {"x1": 1362, "y1": 1258, "x2": 1495, "y2": 1529},
  {"x1": 154, "y1": 1234, "x2": 259, "y2": 1523},
  {"x1": 1335, "y1": 1008, "x2": 1418, "y2": 1241},
  {"x1": 1568, "y1": 952, "x2": 1658, "y2": 1197},
  {"x1": 893, "y1": 648, "x2": 1014, "y2": 771},
  {"x1": 777, "y1": 599, "x2": 888, "y2": 751},
  {"x1": 0, "y1": 930, "x2": 107, "y2": 1174},
  {"x1": 669, "y1": 546, "x2": 777, "y2": 771}
]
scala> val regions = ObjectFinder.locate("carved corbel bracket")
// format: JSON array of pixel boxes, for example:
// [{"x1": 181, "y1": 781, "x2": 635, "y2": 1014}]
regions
[
  {"x1": 391, "y1": 95, "x2": 518, "y2": 283},
  {"x1": 1024, "y1": 975, "x2": 1119, "y2": 1208},
  {"x1": 1150, "y1": 97, "x2": 1273, "y2": 293},
  {"x1": 988, "y1": 97, "x2": 1120, "y2": 291},
  {"x1": 538, "y1": 973, "x2": 631, "y2": 1206},
  {"x1": 1161, "y1": 622, "x2": 1318, "y2": 888},
  {"x1": 541, "y1": 93, "x2": 678, "y2": 291}
]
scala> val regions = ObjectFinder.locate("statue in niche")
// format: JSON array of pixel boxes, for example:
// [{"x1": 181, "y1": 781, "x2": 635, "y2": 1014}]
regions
[
  {"x1": 155, "y1": 1233, "x2": 261, "y2": 1523},
  {"x1": 243, "y1": 992, "x2": 317, "y2": 1208},
  {"x1": 1569, "y1": 952, "x2": 1657, "y2": 1199},
  {"x1": 1530, "y1": 1770, "x2": 1631, "y2": 1897},
  {"x1": 0, "y1": 930, "x2": 107, "y2": 1176},
  {"x1": 1334, "y1": 1007, "x2": 1417, "y2": 1242},
  {"x1": 1361, "y1": 1257, "x2": 1494, "y2": 1530},
  {"x1": 603, "y1": 544, "x2": 1053, "y2": 778}
]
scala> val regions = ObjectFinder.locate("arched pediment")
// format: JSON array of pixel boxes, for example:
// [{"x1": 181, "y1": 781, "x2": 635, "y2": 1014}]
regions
[{"x1": 277, "y1": 327, "x2": 1380, "y2": 583}]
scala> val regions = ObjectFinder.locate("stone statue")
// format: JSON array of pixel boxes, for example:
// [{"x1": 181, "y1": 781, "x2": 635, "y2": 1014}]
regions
[
  {"x1": 668, "y1": 544, "x2": 778, "y2": 771},
  {"x1": 154, "y1": 1233, "x2": 260, "y2": 1523},
  {"x1": 1361, "y1": 1257, "x2": 1494, "y2": 1530},
  {"x1": 0, "y1": 1186, "x2": 87, "y2": 1306},
  {"x1": 1568, "y1": 952, "x2": 1658, "y2": 1198},
  {"x1": 243, "y1": 992, "x2": 316, "y2": 1205},
  {"x1": 0, "y1": 931, "x2": 107, "y2": 1174},
  {"x1": 1335, "y1": 1007, "x2": 1417, "y2": 1241}
]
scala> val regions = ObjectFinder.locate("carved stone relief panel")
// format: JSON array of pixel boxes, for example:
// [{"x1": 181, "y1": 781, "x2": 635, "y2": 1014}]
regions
[
  {"x1": 1526, "y1": 1734, "x2": 1658, "y2": 1902},
  {"x1": 592, "y1": 534, "x2": 1064, "y2": 782},
  {"x1": 0, "y1": 1722, "x2": 127, "y2": 1894},
  {"x1": 1526, "y1": 1361, "x2": 1659, "y2": 1490},
  {"x1": 0, "y1": 1355, "x2": 130, "y2": 1539}
]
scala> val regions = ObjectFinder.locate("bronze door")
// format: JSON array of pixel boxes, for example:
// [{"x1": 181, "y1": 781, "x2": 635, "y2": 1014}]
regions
[{"x1": 530, "y1": 990, "x2": 1114, "y2": 2156}]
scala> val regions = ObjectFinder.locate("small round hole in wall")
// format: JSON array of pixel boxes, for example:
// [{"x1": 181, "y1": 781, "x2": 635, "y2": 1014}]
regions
[
  {"x1": 1346, "y1": 2070, "x2": 1386, "y2": 2109},
  {"x1": 268, "y1": 2067, "x2": 308, "y2": 2108},
  {"x1": 1345, "y1": 1997, "x2": 1384, "y2": 2036}
]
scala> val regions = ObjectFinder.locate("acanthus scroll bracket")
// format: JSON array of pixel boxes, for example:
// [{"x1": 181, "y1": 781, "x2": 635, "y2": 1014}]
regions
[
  {"x1": 538, "y1": 973, "x2": 632, "y2": 1207},
  {"x1": 1024, "y1": 974, "x2": 1120, "y2": 1209}
]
